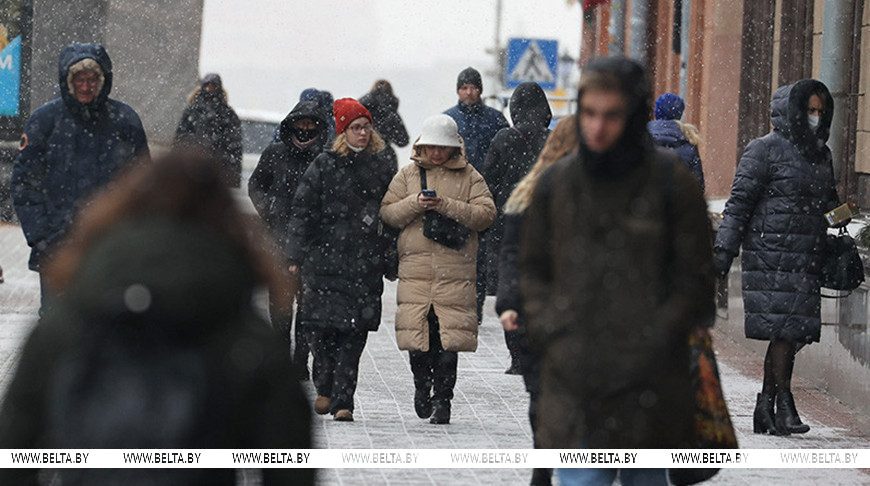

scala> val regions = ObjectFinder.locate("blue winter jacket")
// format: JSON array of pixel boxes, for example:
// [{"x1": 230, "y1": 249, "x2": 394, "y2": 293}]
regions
[
  {"x1": 444, "y1": 101, "x2": 508, "y2": 169},
  {"x1": 647, "y1": 119, "x2": 705, "y2": 191},
  {"x1": 12, "y1": 43, "x2": 149, "y2": 270}
]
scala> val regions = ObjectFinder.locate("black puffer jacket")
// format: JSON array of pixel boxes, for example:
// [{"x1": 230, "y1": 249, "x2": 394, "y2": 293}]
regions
[
  {"x1": 359, "y1": 90, "x2": 409, "y2": 173},
  {"x1": 249, "y1": 101, "x2": 326, "y2": 253},
  {"x1": 174, "y1": 78, "x2": 243, "y2": 187},
  {"x1": 285, "y1": 150, "x2": 395, "y2": 333},
  {"x1": 482, "y1": 82, "x2": 551, "y2": 290},
  {"x1": 715, "y1": 79, "x2": 840, "y2": 343}
]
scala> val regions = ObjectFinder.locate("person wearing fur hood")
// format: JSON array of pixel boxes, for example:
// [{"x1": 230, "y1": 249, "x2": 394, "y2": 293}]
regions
[
  {"x1": 174, "y1": 73, "x2": 243, "y2": 187},
  {"x1": 380, "y1": 114, "x2": 496, "y2": 425},
  {"x1": 647, "y1": 93, "x2": 705, "y2": 191}
]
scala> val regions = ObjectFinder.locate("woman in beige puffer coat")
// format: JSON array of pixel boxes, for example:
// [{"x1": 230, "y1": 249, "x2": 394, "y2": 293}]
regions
[{"x1": 381, "y1": 114, "x2": 496, "y2": 425}]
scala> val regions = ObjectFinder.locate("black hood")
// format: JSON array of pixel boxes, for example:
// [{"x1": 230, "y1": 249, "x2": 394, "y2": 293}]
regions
[
  {"x1": 58, "y1": 43, "x2": 112, "y2": 116},
  {"x1": 771, "y1": 79, "x2": 833, "y2": 161},
  {"x1": 360, "y1": 90, "x2": 398, "y2": 113},
  {"x1": 509, "y1": 81, "x2": 552, "y2": 130},
  {"x1": 279, "y1": 101, "x2": 327, "y2": 153},
  {"x1": 576, "y1": 57, "x2": 653, "y2": 179}
]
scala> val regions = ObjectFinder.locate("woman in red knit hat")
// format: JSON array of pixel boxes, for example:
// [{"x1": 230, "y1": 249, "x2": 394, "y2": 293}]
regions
[{"x1": 284, "y1": 98, "x2": 396, "y2": 422}]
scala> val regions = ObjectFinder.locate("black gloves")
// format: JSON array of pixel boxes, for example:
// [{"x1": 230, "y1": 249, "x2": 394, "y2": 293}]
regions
[{"x1": 713, "y1": 249, "x2": 734, "y2": 279}]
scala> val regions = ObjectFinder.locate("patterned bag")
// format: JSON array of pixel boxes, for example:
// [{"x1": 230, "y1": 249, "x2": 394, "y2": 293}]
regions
[{"x1": 669, "y1": 330, "x2": 739, "y2": 486}]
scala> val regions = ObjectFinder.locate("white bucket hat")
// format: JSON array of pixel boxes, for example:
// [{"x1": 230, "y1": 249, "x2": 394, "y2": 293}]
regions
[{"x1": 417, "y1": 114, "x2": 461, "y2": 147}]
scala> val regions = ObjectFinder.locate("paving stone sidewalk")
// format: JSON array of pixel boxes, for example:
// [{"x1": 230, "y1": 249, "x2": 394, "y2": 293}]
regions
[{"x1": 2, "y1": 223, "x2": 869, "y2": 485}]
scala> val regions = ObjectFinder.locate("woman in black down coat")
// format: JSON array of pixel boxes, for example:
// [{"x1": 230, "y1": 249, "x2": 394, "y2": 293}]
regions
[
  {"x1": 285, "y1": 98, "x2": 395, "y2": 422},
  {"x1": 714, "y1": 79, "x2": 840, "y2": 436}
]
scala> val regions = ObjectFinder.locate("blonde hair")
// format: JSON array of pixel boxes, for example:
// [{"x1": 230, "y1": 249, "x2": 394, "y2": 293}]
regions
[
  {"x1": 332, "y1": 129, "x2": 386, "y2": 155},
  {"x1": 66, "y1": 58, "x2": 104, "y2": 99},
  {"x1": 504, "y1": 116, "x2": 579, "y2": 215},
  {"x1": 677, "y1": 120, "x2": 701, "y2": 146}
]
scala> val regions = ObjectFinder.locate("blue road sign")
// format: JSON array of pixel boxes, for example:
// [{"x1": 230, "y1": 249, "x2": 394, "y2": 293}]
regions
[{"x1": 505, "y1": 38, "x2": 558, "y2": 90}]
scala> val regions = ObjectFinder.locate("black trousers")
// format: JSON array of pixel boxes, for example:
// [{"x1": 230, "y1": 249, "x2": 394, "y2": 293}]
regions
[
  {"x1": 307, "y1": 327, "x2": 368, "y2": 414},
  {"x1": 268, "y1": 286, "x2": 308, "y2": 366},
  {"x1": 409, "y1": 307, "x2": 458, "y2": 403}
]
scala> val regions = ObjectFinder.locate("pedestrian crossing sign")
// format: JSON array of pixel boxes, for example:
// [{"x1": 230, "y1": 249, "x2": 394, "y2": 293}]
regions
[{"x1": 505, "y1": 38, "x2": 558, "y2": 90}]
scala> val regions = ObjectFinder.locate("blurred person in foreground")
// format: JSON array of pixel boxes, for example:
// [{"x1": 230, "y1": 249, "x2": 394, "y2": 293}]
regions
[
  {"x1": 249, "y1": 100, "x2": 328, "y2": 380},
  {"x1": 381, "y1": 114, "x2": 496, "y2": 425},
  {"x1": 483, "y1": 81, "x2": 552, "y2": 374},
  {"x1": 647, "y1": 92, "x2": 705, "y2": 191},
  {"x1": 360, "y1": 79, "x2": 410, "y2": 173},
  {"x1": 174, "y1": 73, "x2": 243, "y2": 187},
  {"x1": 714, "y1": 79, "x2": 840, "y2": 436},
  {"x1": 0, "y1": 150, "x2": 312, "y2": 485},
  {"x1": 285, "y1": 98, "x2": 395, "y2": 422},
  {"x1": 12, "y1": 42, "x2": 149, "y2": 316},
  {"x1": 519, "y1": 57, "x2": 715, "y2": 486},
  {"x1": 496, "y1": 115, "x2": 578, "y2": 486}
]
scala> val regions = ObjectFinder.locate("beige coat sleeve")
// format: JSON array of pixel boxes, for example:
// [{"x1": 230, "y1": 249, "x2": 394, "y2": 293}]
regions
[
  {"x1": 438, "y1": 168, "x2": 496, "y2": 232},
  {"x1": 381, "y1": 168, "x2": 425, "y2": 229}
]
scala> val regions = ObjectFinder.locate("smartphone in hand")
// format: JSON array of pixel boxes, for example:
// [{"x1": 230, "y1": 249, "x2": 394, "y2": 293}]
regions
[{"x1": 421, "y1": 190, "x2": 437, "y2": 197}]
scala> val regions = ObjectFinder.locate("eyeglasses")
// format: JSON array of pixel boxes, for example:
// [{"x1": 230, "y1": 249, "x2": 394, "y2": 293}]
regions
[{"x1": 347, "y1": 123, "x2": 373, "y2": 134}]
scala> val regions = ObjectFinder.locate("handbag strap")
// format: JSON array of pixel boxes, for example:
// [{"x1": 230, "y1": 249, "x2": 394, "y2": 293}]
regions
[{"x1": 419, "y1": 166, "x2": 428, "y2": 190}]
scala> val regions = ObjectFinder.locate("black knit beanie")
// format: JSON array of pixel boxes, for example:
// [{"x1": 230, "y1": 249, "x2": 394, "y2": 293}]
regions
[{"x1": 457, "y1": 67, "x2": 482, "y2": 91}]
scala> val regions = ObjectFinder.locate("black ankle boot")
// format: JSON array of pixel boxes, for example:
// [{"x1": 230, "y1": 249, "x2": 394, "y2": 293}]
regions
[
  {"x1": 775, "y1": 391, "x2": 810, "y2": 435},
  {"x1": 505, "y1": 357, "x2": 522, "y2": 375},
  {"x1": 430, "y1": 400, "x2": 451, "y2": 424},
  {"x1": 414, "y1": 387, "x2": 432, "y2": 418},
  {"x1": 753, "y1": 392, "x2": 776, "y2": 434}
]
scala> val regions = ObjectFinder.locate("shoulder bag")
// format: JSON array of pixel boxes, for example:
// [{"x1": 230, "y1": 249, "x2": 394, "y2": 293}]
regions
[{"x1": 419, "y1": 166, "x2": 470, "y2": 250}]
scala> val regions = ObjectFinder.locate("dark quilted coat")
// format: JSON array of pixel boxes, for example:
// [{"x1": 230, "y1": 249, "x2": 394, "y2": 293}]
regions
[
  {"x1": 715, "y1": 80, "x2": 840, "y2": 343},
  {"x1": 284, "y1": 150, "x2": 395, "y2": 333}
]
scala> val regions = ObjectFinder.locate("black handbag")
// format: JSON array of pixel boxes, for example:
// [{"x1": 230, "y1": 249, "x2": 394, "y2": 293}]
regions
[
  {"x1": 820, "y1": 228, "x2": 864, "y2": 294},
  {"x1": 419, "y1": 167, "x2": 470, "y2": 250}
]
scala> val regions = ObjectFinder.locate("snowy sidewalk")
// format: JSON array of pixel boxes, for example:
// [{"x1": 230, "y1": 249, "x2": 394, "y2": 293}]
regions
[{"x1": 1, "y1": 223, "x2": 869, "y2": 485}]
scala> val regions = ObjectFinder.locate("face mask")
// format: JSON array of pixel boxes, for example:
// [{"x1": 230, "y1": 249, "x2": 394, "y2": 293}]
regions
[
  {"x1": 292, "y1": 127, "x2": 318, "y2": 143},
  {"x1": 807, "y1": 114, "x2": 820, "y2": 132}
]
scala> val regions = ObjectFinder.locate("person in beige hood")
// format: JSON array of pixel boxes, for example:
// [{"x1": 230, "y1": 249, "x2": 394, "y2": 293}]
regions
[{"x1": 381, "y1": 114, "x2": 496, "y2": 424}]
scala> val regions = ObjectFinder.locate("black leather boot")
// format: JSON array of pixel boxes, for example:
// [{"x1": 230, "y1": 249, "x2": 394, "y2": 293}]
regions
[
  {"x1": 414, "y1": 386, "x2": 433, "y2": 418},
  {"x1": 430, "y1": 400, "x2": 451, "y2": 424},
  {"x1": 775, "y1": 391, "x2": 810, "y2": 435},
  {"x1": 753, "y1": 392, "x2": 776, "y2": 434}
]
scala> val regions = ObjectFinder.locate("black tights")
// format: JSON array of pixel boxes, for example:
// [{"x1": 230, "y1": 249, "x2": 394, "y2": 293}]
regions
[{"x1": 762, "y1": 340, "x2": 801, "y2": 396}]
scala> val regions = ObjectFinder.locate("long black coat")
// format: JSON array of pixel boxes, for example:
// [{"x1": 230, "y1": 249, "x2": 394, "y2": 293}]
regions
[
  {"x1": 175, "y1": 90, "x2": 243, "y2": 187},
  {"x1": 483, "y1": 82, "x2": 551, "y2": 290},
  {"x1": 285, "y1": 150, "x2": 395, "y2": 333},
  {"x1": 249, "y1": 101, "x2": 326, "y2": 253},
  {"x1": 360, "y1": 91, "x2": 409, "y2": 173},
  {"x1": 715, "y1": 80, "x2": 840, "y2": 343}
]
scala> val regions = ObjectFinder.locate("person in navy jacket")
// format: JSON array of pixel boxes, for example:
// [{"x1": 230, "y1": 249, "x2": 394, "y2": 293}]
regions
[
  {"x1": 11, "y1": 42, "x2": 149, "y2": 311},
  {"x1": 444, "y1": 66, "x2": 508, "y2": 324}
]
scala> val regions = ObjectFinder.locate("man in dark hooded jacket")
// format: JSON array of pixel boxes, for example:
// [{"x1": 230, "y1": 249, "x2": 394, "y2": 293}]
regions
[
  {"x1": 360, "y1": 79, "x2": 409, "y2": 173},
  {"x1": 520, "y1": 57, "x2": 714, "y2": 485},
  {"x1": 12, "y1": 42, "x2": 149, "y2": 312},
  {"x1": 249, "y1": 100, "x2": 327, "y2": 379},
  {"x1": 175, "y1": 73, "x2": 243, "y2": 187},
  {"x1": 482, "y1": 81, "x2": 551, "y2": 374}
]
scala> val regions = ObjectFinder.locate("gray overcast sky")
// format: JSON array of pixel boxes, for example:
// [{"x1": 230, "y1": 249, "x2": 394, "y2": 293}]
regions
[{"x1": 199, "y1": 0, "x2": 582, "y2": 161}]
